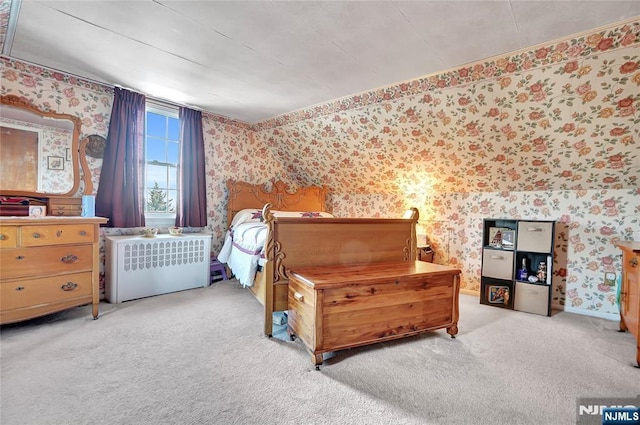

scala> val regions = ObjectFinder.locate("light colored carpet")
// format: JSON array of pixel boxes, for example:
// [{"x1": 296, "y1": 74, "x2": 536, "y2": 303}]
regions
[{"x1": 1, "y1": 279, "x2": 637, "y2": 425}]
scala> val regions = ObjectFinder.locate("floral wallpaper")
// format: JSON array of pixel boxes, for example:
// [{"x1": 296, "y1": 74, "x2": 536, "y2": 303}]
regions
[
  {"x1": 1, "y1": 5, "x2": 638, "y2": 320},
  {"x1": 257, "y1": 24, "x2": 639, "y2": 195},
  {"x1": 0, "y1": 57, "x2": 114, "y2": 192},
  {"x1": 200, "y1": 113, "x2": 292, "y2": 242},
  {"x1": 253, "y1": 19, "x2": 640, "y2": 320}
]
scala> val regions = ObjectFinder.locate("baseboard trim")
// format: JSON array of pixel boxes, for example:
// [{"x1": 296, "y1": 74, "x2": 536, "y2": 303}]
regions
[
  {"x1": 459, "y1": 290, "x2": 619, "y2": 321},
  {"x1": 562, "y1": 305, "x2": 620, "y2": 322}
]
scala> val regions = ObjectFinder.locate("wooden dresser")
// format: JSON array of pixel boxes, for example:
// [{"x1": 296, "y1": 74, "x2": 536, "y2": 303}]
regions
[
  {"x1": 287, "y1": 261, "x2": 461, "y2": 368},
  {"x1": 0, "y1": 216, "x2": 107, "y2": 325},
  {"x1": 615, "y1": 241, "x2": 640, "y2": 367}
]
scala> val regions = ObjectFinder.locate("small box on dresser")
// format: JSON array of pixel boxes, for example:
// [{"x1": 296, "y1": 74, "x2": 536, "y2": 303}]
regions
[{"x1": 48, "y1": 197, "x2": 83, "y2": 216}]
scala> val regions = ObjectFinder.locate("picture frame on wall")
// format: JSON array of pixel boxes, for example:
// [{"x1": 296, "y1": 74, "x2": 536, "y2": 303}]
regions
[
  {"x1": 65, "y1": 147, "x2": 71, "y2": 161},
  {"x1": 47, "y1": 156, "x2": 64, "y2": 170}
]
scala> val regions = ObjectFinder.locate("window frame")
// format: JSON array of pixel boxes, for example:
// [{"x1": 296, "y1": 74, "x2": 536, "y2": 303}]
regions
[{"x1": 144, "y1": 101, "x2": 180, "y2": 228}]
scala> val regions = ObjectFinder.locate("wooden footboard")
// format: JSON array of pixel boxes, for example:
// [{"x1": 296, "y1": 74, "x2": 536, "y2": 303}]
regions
[{"x1": 260, "y1": 205, "x2": 418, "y2": 336}]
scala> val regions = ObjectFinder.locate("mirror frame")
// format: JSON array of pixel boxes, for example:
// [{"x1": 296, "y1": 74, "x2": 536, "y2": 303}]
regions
[{"x1": 1, "y1": 94, "x2": 85, "y2": 198}]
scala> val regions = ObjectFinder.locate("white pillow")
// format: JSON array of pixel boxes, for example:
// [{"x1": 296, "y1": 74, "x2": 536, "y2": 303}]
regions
[{"x1": 231, "y1": 209, "x2": 264, "y2": 227}]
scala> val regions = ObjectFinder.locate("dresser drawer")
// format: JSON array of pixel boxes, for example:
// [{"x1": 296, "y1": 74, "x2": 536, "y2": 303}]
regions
[
  {"x1": 49, "y1": 205, "x2": 83, "y2": 216},
  {"x1": 289, "y1": 276, "x2": 315, "y2": 311},
  {"x1": 516, "y1": 221, "x2": 553, "y2": 252},
  {"x1": 20, "y1": 224, "x2": 95, "y2": 246},
  {"x1": 0, "y1": 226, "x2": 18, "y2": 248},
  {"x1": 0, "y1": 245, "x2": 94, "y2": 280},
  {"x1": 0, "y1": 272, "x2": 92, "y2": 310},
  {"x1": 482, "y1": 249, "x2": 514, "y2": 280}
]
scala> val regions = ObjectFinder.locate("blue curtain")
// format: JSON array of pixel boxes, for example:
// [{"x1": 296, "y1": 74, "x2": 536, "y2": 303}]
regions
[
  {"x1": 176, "y1": 107, "x2": 207, "y2": 227},
  {"x1": 95, "y1": 88, "x2": 146, "y2": 227}
]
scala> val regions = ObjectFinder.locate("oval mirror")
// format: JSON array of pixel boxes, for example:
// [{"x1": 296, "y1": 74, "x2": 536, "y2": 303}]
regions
[{"x1": 0, "y1": 95, "x2": 82, "y2": 197}]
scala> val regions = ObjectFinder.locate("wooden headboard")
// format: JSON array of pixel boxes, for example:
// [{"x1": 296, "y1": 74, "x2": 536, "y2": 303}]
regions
[{"x1": 226, "y1": 180, "x2": 329, "y2": 227}]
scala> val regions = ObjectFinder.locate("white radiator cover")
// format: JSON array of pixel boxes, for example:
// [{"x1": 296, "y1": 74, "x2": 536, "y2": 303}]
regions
[{"x1": 105, "y1": 233, "x2": 212, "y2": 303}]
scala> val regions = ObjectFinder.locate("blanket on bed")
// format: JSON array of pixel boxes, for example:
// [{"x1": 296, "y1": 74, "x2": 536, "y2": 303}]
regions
[{"x1": 217, "y1": 209, "x2": 333, "y2": 287}]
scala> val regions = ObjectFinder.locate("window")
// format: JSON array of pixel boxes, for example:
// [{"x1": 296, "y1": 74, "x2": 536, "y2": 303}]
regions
[{"x1": 144, "y1": 102, "x2": 180, "y2": 226}]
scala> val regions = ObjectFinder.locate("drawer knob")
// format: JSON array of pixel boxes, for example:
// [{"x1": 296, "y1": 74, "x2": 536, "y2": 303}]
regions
[
  {"x1": 79, "y1": 230, "x2": 87, "y2": 236},
  {"x1": 61, "y1": 282, "x2": 78, "y2": 291},
  {"x1": 32, "y1": 232, "x2": 41, "y2": 238},
  {"x1": 61, "y1": 254, "x2": 79, "y2": 264},
  {"x1": 56, "y1": 230, "x2": 63, "y2": 237},
  {"x1": 15, "y1": 286, "x2": 24, "y2": 291},
  {"x1": 0, "y1": 234, "x2": 6, "y2": 240},
  {"x1": 631, "y1": 257, "x2": 638, "y2": 268},
  {"x1": 294, "y1": 292, "x2": 304, "y2": 302},
  {"x1": 15, "y1": 255, "x2": 25, "y2": 260}
]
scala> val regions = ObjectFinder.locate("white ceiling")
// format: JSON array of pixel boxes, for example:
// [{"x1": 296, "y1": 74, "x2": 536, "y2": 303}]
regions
[{"x1": 3, "y1": 0, "x2": 639, "y2": 123}]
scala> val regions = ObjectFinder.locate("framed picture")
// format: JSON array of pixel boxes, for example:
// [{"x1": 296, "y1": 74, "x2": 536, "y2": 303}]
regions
[
  {"x1": 488, "y1": 285, "x2": 510, "y2": 304},
  {"x1": 28, "y1": 205, "x2": 46, "y2": 218},
  {"x1": 488, "y1": 227, "x2": 508, "y2": 248},
  {"x1": 47, "y1": 156, "x2": 64, "y2": 170},
  {"x1": 65, "y1": 147, "x2": 71, "y2": 161},
  {"x1": 501, "y1": 230, "x2": 515, "y2": 249}
]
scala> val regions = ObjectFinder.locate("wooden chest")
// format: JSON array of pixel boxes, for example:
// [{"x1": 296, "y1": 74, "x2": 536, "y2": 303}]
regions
[
  {"x1": 287, "y1": 261, "x2": 461, "y2": 368},
  {"x1": 0, "y1": 216, "x2": 107, "y2": 324},
  {"x1": 615, "y1": 241, "x2": 640, "y2": 367}
]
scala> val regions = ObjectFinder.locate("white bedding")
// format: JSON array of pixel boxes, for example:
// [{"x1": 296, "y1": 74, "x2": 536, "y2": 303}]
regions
[
  {"x1": 217, "y1": 221, "x2": 266, "y2": 287},
  {"x1": 217, "y1": 209, "x2": 333, "y2": 287}
]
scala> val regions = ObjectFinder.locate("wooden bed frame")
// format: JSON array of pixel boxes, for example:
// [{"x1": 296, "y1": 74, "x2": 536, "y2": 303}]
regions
[{"x1": 225, "y1": 180, "x2": 418, "y2": 336}]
